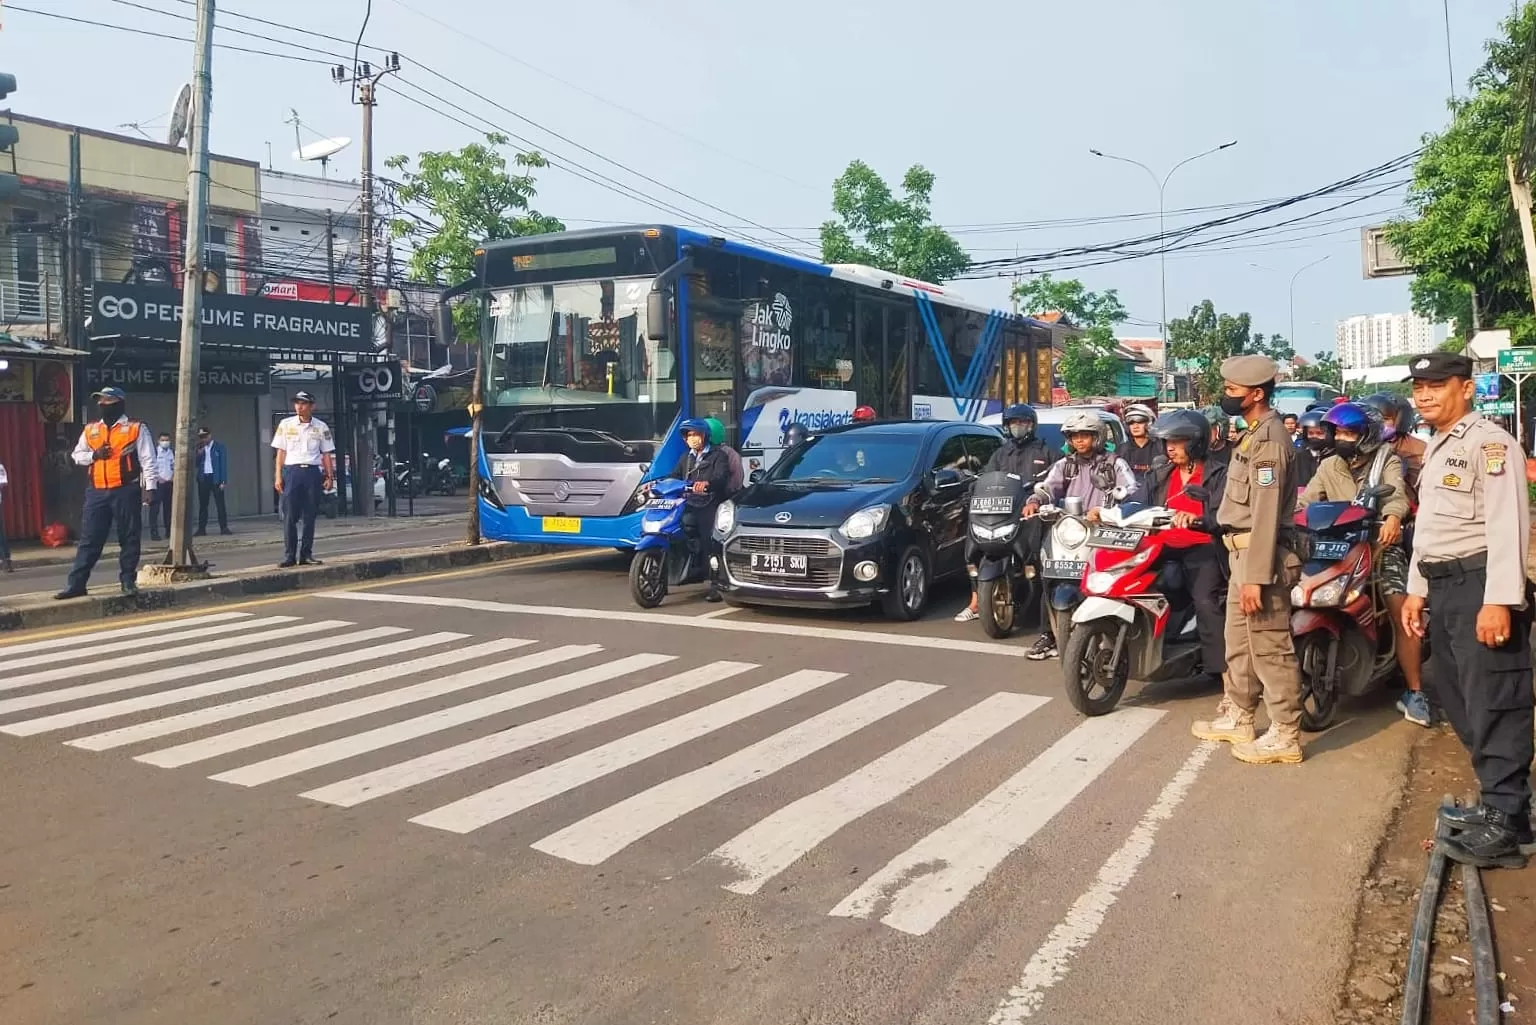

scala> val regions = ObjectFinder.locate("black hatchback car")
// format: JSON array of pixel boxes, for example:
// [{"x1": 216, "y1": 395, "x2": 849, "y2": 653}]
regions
[{"x1": 711, "y1": 420, "x2": 1003, "y2": 619}]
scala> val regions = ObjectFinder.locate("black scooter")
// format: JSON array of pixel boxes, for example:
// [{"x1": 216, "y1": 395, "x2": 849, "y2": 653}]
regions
[{"x1": 968, "y1": 470, "x2": 1046, "y2": 639}]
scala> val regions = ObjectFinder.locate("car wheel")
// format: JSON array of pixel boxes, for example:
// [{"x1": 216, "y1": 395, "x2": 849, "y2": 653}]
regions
[{"x1": 882, "y1": 546, "x2": 929, "y2": 621}]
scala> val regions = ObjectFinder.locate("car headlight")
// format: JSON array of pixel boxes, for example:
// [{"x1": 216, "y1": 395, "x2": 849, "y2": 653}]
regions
[
  {"x1": 714, "y1": 500, "x2": 736, "y2": 535},
  {"x1": 1054, "y1": 517, "x2": 1089, "y2": 550},
  {"x1": 971, "y1": 521, "x2": 1019, "y2": 541},
  {"x1": 840, "y1": 504, "x2": 891, "y2": 540},
  {"x1": 1306, "y1": 578, "x2": 1347, "y2": 607}
]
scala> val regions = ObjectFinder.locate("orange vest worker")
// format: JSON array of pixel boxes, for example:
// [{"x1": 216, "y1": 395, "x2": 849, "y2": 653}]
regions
[{"x1": 82, "y1": 419, "x2": 145, "y2": 490}]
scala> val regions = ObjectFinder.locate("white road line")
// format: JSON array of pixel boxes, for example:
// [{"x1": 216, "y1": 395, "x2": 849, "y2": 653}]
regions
[
  {"x1": 0, "y1": 612, "x2": 254, "y2": 660},
  {"x1": 302, "y1": 660, "x2": 757, "y2": 808},
  {"x1": 0, "y1": 617, "x2": 289, "y2": 673},
  {"x1": 695, "y1": 606, "x2": 742, "y2": 619},
  {"x1": 0, "y1": 623, "x2": 388, "y2": 720},
  {"x1": 67, "y1": 633, "x2": 501, "y2": 751},
  {"x1": 709, "y1": 692, "x2": 1050, "y2": 895},
  {"x1": 532, "y1": 679, "x2": 943, "y2": 866},
  {"x1": 0, "y1": 616, "x2": 312, "y2": 692},
  {"x1": 987, "y1": 743, "x2": 1216, "y2": 1024},
  {"x1": 12, "y1": 632, "x2": 469, "y2": 738},
  {"x1": 132, "y1": 643, "x2": 595, "y2": 767},
  {"x1": 828, "y1": 707, "x2": 1165, "y2": 937},
  {"x1": 212, "y1": 652, "x2": 676, "y2": 789},
  {"x1": 408, "y1": 668, "x2": 845, "y2": 835},
  {"x1": 326, "y1": 590, "x2": 1027, "y2": 657}
]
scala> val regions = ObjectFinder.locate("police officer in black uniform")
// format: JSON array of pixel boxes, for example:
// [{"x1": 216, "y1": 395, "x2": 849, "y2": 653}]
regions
[
  {"x1": 1403, "y1": 352, "x2": 1535, "y2": 866},
  {"x1": 956, "y1": 404, "x2": 1054, "y2": 622}
]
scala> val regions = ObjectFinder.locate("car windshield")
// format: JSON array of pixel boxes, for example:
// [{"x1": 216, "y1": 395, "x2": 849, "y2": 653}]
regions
[{"x1": 766, "y1": 434, "x2": 918, "y2": 483}]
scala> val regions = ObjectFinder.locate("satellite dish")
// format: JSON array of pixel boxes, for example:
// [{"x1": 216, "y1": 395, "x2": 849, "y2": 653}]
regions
[
  {"x1": 293, "y1": 136, "x2": 351, "y2": 177},
  {"x1": 167, "y1": 83, "x2": 192, "y2": 147}
]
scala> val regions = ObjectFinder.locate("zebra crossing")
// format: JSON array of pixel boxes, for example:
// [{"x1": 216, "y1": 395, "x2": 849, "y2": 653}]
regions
[{"x1": 0, "y1": 610, "x2": 1172, "y2": 937}]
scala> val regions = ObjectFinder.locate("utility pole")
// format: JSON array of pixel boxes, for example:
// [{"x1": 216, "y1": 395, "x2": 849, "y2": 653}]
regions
[
  {"x1": 159, "y1": 0, "x2": 215, "y2": 577},
  {"x1": 332, "y1": 53, "x2": 400, "y2": 518},
  {"x1": 325, "y1": 208, "x2": 337, "y2": 304},
  {"x1": 64, "y1": 131, "x2": 82, "y2": 349}
]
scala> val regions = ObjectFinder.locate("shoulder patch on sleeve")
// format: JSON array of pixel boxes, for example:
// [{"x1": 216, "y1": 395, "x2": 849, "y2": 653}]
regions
[
  {"x1": 1482, "y1": 442, "x2": 1507, "y2": 475},
  {"x1": 1255, "y1": 460, "x2": 1277, "y2": 487}
]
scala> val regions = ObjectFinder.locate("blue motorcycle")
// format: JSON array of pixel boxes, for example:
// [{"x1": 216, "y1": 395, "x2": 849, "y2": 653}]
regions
[{"x1": 628, "y1": 479, "x2": 706, "y2": 608}]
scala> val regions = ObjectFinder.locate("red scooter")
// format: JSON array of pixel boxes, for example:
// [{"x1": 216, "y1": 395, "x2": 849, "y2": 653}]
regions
[
  {"x1": 1289, "y1": 484, "x2": 1399, "y2": 731},
  {"x1": 1061, "y1": 500, "x2": 1209, "y2": 716}
]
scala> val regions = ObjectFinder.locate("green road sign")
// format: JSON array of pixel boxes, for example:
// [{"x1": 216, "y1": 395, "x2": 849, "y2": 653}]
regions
[
  {"x1": 1496, "y1": 348, "x2": 1536, "y2": 373},
  {"x1": 1477, "y1": 400, "x2": 1515, "y2": 415}
]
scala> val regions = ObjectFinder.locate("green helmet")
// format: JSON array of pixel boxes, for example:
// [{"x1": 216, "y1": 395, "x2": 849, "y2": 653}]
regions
[
  {"x1": 704, "y1": 416, "x2": 726, "y2": 446},
  {"x1": 1202, "y1": 405, "x2": 1230, "y2": 434}
]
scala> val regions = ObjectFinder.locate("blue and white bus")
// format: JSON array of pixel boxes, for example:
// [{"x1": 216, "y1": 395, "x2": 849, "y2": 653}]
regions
[{"x1": 467, "y1": 225, "x2": 1055, "y2": 549}]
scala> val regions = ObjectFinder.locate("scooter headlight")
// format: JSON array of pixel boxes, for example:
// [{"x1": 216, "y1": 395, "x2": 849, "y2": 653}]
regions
[
  {"x1": 840, "y1": 504, "x2": 891, "y2": 540},
  {"x1": 643, "y1": 519, "x2": 665, "y2": 534},
  {"x1": 1305, "y1": 578, "x2": 1348, "y2": 607},
  {"x1": 714, "y1": 500, "x2": 736, "y2": 535},
  {"x1": 971, "y1": 520, "x2": 1018, "y2": 541},
  {"x1": 1084, "y1": 546, "x2": 1154, "y2": 593},
  {"x1": 1054, "y1": 517, "x2": 1089, "y2": 550}
]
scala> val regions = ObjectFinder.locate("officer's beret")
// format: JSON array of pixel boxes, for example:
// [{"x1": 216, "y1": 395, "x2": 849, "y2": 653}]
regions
[
  {"x1": 1402, "y1": 351, "x2": 1474, "y2": 381},
  {"x1": 1220, "y1": 354, "x2": 1280, "y2": 388}
]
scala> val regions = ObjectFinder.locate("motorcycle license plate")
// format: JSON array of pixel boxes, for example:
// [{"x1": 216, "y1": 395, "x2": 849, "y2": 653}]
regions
[
  {"x1": 1087, "y1": 527, "x2": 1145, "y2": 550},
  {"x1": 970, "y1": 497, "x2": 1015, "y2": 515},
  {"x1": 1042, "y1": 559, "x2": 1086, "y2": 577},
  {"x1": 1311, "y1": 539, "x2": 1353, "y2": 561},
  {"x1": 541, "y1": 516, "x2": 583, "y2": 534},
  {"x1": 751, "y1": 552, "x2": 808, "y2": 577}
]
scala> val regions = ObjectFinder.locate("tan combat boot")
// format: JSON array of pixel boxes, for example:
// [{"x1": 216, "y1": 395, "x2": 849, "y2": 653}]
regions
[
  {"x1": 1190, "y1": 697, "x2": 1257, "y2": 744},
  {"x1": 1232, "y1": 723, "x2": 1304, "y2": 765}
]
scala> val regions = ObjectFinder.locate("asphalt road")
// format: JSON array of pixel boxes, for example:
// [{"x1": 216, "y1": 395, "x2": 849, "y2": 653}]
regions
[{"x1": 0, "y1": 552, "x2": 1417, "y2": 1025}]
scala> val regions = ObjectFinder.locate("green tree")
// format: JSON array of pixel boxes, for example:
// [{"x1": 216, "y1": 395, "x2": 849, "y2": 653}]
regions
[
  {"x1": 1167, "y1": 300, "x2": 1255, "y2": 403},
  {"x1": 1387, "y1": 3, "x2": 1536, "y2": 345},
  {"x1": 819, "y1": 161, "x2": 970, "y2": 283},
  {"x1": 1011, "y1": 273, "x2": 1127, "y2": 397},
  {"x1": 1310, "y1": 350, "x2": 1343, "y2": 390},
  {"x1": 386, "y1": 133, "x2": 564, "y2": 342},
  {"x1": 1249, "y1": 332, "x2": 1295, "y2": 363}
]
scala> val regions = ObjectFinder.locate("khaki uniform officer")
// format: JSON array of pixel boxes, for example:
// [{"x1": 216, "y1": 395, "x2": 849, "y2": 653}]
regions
[
  {"x1": 272, "y1": 390, "x2": 336, "y2": 568},
  {"x1": 1402, "y1": 352, "x2": 1534, "y2": 868},
  {"x1": 1192, "y1": 354, "x2": 1307, "y2": 764}
]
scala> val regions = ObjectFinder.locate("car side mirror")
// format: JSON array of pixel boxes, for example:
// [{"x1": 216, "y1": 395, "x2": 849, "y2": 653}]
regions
[
  {"x1": 748, "y1": 469, "x2": 765, "y2": 484},
  {"x1": 931, "y1": 468, "x2": 963, "y2": 491}
]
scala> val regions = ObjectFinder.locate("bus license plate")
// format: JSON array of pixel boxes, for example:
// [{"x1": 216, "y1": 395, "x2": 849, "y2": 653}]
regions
[
  {"x1": 1088, "y1": 527, "x2": 1145, "y2": 550},
  {"x1": 1042, "y1": 559, "x2": 1086, "y2": 577},
  {"x1": 541, "y1": 516, "x2": 583, "y2": 534},
  {"x1": 751, "y1": 552, "x2": 808, "y2": 577}
]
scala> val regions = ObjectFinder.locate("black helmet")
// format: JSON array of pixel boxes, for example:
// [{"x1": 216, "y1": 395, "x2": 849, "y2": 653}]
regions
[
  {"x1": 1002, "y1": 403, "x2": 1038, "y2": 426},
  {"x1": 1360, "y1": 392, "x2": 1411, "y2": 441},
  {"x1": 1150, "y1": 409, "x2": 1210, "y2": 460},
  {"x1": 1298, "y1": 407, "x2": 1335, "y2": 455},
  {"x1": 784, "y1": 423, "x2": 809, "y2": 447}
]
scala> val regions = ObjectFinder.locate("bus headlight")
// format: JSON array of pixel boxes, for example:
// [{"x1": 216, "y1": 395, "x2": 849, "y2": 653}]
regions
[
  {"x1": 715, "y1": 500, "x2": 736, "y2": 535},
  {"x1": 840, "y1": 505, "x2": 891, "y2": 540}
]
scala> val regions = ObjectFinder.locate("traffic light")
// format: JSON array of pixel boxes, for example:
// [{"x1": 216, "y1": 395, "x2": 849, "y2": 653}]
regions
[{"x1": 0, "y1": 73, "x2": 17, "y2": 202}]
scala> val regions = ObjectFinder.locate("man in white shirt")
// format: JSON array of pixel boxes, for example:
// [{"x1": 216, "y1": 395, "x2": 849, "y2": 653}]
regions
[
  {"x1": 0, "y1": 459, "x2": 11, "y2": 572},
  {"x1": 148, "y1": 431, "x2": 176, "y2": 541},
  {"x1": 58, "y1": 387, "x2": 158, "y2": 599},
  {"x1": 272, "y1": 391, "x2": 336, "y2": 567}
]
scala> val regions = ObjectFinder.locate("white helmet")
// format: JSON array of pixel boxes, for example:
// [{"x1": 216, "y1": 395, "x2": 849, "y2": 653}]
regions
[
  {"x1": 1124, "y1": 403, "x2": 1155, "y2": 424},
  {"x1": 1062, "y1": 410, "x2": 1104, "y2": 441}
]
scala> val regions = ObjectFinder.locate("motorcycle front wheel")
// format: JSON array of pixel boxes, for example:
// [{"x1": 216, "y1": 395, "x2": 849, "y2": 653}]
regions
[
  {"x1": 1297, "y1": 632, "x2": 1341, "y2": 732},
  {"x1": 1062, "y1": 620, "x2": 1130, "y2": 716},
  {"x1": 977, "y1": 577, "x2": 1015, "y2": 639},
  {"x1": 629, "y1": 548, "x2": 669, "y2": 608}
]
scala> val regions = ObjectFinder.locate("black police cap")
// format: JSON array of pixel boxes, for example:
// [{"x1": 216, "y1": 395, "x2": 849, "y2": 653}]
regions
[{"x1": 1403, "y1": 351, "x2": 1474, "y2": 382}]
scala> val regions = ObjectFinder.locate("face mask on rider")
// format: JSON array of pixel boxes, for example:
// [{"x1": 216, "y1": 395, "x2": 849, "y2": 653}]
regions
[
  {"x1": 1218, "y1": 394, "x2": 1247, "y2": 417},
  {"x1": 1306, "y1": 439, "x2": 1331, "y2": 457},
  {"x1": 1334, "y1": 440, "x2": 1359, "y2": 462},
  {"x1": 1008, "y1": 423, "x2": 1033, "y2": 441},
  {"x1": 685, "y1": 433, "x2": 704, "y2": 452},
  {"x1": 97, "y1": 401, "x2": 123, "y2": 422}
]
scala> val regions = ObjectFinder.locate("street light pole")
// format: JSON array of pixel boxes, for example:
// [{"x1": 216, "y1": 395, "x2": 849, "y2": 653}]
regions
[
  {"x1": 1089, "y1": 141, "x2": 1238, "y2": 348},
  {"x1": 1252, "y1": 255, "x2": 1332, "y2": 358}
]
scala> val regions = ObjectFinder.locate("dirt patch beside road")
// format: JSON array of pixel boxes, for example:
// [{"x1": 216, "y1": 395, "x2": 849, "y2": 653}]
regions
[{"x1": 1335, "y1": 725, "x2": 1534, "y2": 1024}]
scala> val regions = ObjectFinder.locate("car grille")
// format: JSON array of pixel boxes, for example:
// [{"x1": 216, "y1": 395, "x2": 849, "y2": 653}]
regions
[{"x1": 726, "y1": 533, "x2": 843, "y2": 589}]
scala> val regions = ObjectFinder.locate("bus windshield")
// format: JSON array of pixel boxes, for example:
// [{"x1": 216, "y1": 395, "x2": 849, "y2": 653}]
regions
[{"x1": 485, "y1": 277, "x2": 679, "y2": 443}]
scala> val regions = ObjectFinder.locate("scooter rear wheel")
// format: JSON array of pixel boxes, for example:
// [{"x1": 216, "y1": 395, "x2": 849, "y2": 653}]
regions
[
  {"x1": 1062, "y1": 620, "x2": 1130, "y2": 716},
  {"x1": 977, "y1": 577, "x2": 1015, "y2": 639},
  {"x1": 629, "y1": 549, "x2": 669, "y2": 608},
  {"x1": 1297, "y1": 633, "x2": 1341, "y2": 732}
]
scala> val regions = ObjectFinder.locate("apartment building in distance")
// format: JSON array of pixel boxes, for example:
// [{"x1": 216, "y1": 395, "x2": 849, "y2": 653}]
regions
[{"x1": 1335, "y1": 312, "x2": 1441, "y2": 369}]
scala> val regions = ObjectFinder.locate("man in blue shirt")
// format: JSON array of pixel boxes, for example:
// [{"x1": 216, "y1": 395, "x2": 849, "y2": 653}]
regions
[{"x1": 196, "y1": 426, "x2": 232, "y2": 535}]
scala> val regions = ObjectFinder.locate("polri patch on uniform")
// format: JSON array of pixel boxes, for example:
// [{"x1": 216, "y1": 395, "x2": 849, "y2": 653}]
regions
[
  {"x1": 1255, "y1": 461, "x2": 1276, "y2": 487},
  {"x1": 1482, "y1": 442, "x2": 1507, "y2": 475}
]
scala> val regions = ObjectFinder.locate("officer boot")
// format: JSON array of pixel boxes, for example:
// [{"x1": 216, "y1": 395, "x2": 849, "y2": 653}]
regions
[
  {"x1": 1441, "y1": 803, "x2": 1536, "y2": 854},
  {"x1": 1232, "y1": 722, "x2": 1304, "y2": 765},
  {"x1": 1190, "y1": 697, "x2": 1256, "y2": 744},
  {"x1": 1438, "y1": 807, "x2": 1532, "y2": 869}
]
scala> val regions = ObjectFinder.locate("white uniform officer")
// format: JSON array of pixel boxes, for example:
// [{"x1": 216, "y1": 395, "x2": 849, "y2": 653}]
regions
[{"x1": 271, "y1": 390, "x2": 336, "y2": 568}]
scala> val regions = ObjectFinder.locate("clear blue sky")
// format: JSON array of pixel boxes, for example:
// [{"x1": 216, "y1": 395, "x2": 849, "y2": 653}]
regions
[{"x1": 4, "y1": 0, "x2": 1518, "y2": 356}]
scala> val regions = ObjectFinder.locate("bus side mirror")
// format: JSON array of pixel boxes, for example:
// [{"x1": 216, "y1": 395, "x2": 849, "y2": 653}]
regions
[{"x1": 647, "y1": 290, "x2": 669, "y2": 342}]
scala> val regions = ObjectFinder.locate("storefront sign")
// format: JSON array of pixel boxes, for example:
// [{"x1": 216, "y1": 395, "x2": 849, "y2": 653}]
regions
[
  {"x1": 35, "y1": 363, "x2": 74, "y2": 423},
  {"x1": 92, "y1": 282, "x2": 376, "y2": 353},
  {"x1": 345, "y1": 362, "x2": 404, "y2": 402},
  {"x1": 0, "y1": 360, "x2": 32, "y2": 402},
  {"x1": 261, "y1": 279, "x2": 366, "y2": 305},
  {"x1": 413, "y1": 383, "x2": 437, "y2": 412},
  {"x1": 85, "y1": 358, "x2": 271, "y2": 395}
]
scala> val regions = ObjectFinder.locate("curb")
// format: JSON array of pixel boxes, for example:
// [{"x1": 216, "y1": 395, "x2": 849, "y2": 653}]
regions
[
  {"x1": 2, "y1": 514, "x2": 465, "y2": 570},
  {"x1": 0, "y1": 541, "x2": 560, "y2": 634}
]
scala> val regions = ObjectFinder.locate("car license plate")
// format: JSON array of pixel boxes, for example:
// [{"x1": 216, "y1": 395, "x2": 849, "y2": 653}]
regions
[
  {"x1": 541, "y1": 516, "x2": 582, "y2": 534},
  {"x1": 970, "y1": 497, "x2": 1015, "y2": 515},
  {"x1": 751, "y1": 552, "x2": 808, "y2": 577},
  {"x1": 1311, "y1": 539, "x2": 1353, "y2": 561},
  {"x1": 1042, "y1": 559, "x2": 1086, "y2": 577},
  {"x1": 1087, "y1": 527, "x2": 1146, "y2": 550}
]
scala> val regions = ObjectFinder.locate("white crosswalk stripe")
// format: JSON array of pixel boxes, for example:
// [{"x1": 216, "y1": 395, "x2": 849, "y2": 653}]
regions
[{"x1": 0, "y1": 614, "x2": 1194, "y2": 938}]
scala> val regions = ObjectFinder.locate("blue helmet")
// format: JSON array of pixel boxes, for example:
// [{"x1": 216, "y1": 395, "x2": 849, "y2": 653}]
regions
[
  {"x1": 678, "y1": 417, "x2": 711, "y2": 440},
  {"x1": 1321, "y1": 402, "x2": 1382, "y2": 454},
  {"x1": 1002, "y1": 403, "x2": 1038, "y2": 426}
]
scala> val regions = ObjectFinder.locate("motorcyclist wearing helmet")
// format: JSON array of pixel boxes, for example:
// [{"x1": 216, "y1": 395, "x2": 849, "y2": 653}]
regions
[
  {"x1": 672, "y1": 417, "x2": 732, "y2": 601},
  {"x1": 783, "y1": 422, "x2": 810, "y2": 449},
  {"x1": 1294, "y1": 406, "x2": 1335, "y2": 488},
  {"x1": 1021, "y1": 410, "x2": 1137, "y2": 659},
  {"x1": 1204, "y1": 406, "x2": 1233, "y2": 465},
  {"x1": 1301, "y1": 401, "x2": 1425, "y2": 724},
  {"x1": 705, "y1": 416, "x2": 744, "y2": 496},
  {"x1": 1362, "y1": 392, "x2": 1425, "y2": 502},
  {"x1": 956, "y1": 404, "x2": 1055, "y2": 623},
  {"x1": 1120, "y1": 403, "x2": 1163, "y2": 483},
  {"x1": 852, "y1": 405, "x2": 877, "y2": 423},
  {"x1": 1144, "y1": 409, "x2": 1230, "y2": 684}
]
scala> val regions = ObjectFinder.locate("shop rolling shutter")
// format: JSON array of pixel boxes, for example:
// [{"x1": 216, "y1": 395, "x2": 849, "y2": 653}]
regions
[{"x1": 0, "y1": 404, "x2": 44, "y2": 541}]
